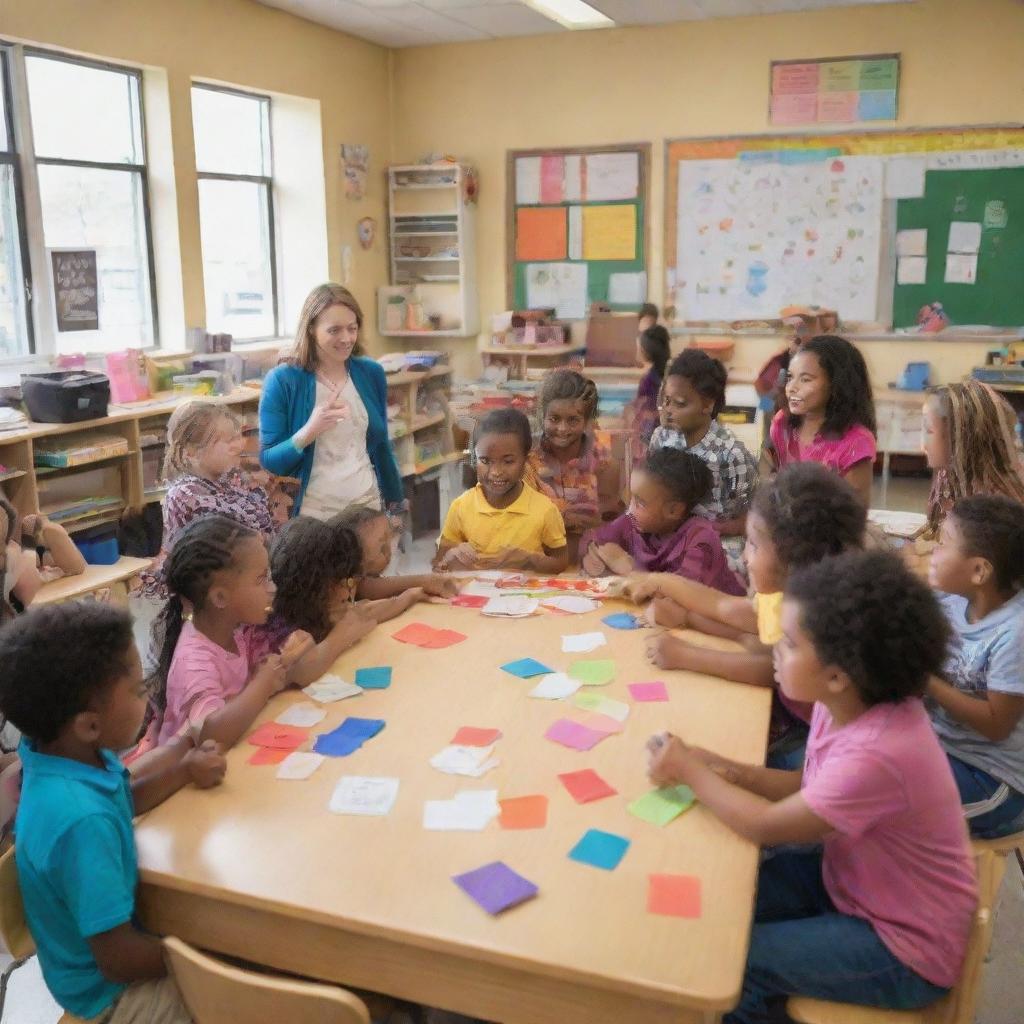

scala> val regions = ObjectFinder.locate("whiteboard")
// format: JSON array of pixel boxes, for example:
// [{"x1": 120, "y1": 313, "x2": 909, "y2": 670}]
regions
[{"x1": 674, "y1": 155, "x2": 884, "y2": 321}]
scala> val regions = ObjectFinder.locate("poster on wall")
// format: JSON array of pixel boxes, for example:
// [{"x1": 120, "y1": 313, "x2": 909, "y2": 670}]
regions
[
  {"x1": 770, "y1": 54, "x2": 899, "y2": 126},
  {"x1": 50, "y1": 249, "x2": 99, "y2": 333},
  {"x1": 341, "y1": 144, "x2": 369, "y2": 200}
]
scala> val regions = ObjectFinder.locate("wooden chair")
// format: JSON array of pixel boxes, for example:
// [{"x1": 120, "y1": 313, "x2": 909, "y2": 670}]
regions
[
  {"x1": 164, "y1": 936, "x2": 370, "y2": 1024},
  {"x1": 786, "y1": 848, "x2": 1005, "y2": 1024},
  {"x1": 0, "y1": 846, "x2": 86, "y2": 1024},
  {"x1": 972, "y1": 828, "x2": 1024, "y2": 879}
]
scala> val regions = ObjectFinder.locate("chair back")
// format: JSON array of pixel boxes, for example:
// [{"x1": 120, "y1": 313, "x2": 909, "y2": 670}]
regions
[{"x1": 0, "y1": 846, "x2": 35, "y2": 962}]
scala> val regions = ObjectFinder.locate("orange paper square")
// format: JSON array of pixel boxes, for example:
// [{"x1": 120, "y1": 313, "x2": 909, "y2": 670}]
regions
[
  {"x1": 516, "y1": 207, "x2": 567, "y2": 261},
  {"x1": 499, "y1": 795, "x2": 549, "y2": 830},
  {"x1": 247, "y1": 746, "x2": 290, "y2": 765},
  {"x1": 647, "y1": 874, "x2": 702, "y2": 918},
  {"x1": 392, "y1": 622, "x2": 437, "y2": 645},
  {"x1": 246, "y1": 723, "x2": 307, "y2": 749}
]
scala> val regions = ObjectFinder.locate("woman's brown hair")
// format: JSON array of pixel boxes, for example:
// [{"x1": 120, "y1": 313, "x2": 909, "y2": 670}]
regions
[{"x1": 288, "y1": 283, "x2": 364, "y2": 372}]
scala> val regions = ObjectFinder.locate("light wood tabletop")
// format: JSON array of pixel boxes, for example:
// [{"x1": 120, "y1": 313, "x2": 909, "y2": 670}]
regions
[{"x1": 135, "y1": 597, "x2": 771, "y2": 1024}]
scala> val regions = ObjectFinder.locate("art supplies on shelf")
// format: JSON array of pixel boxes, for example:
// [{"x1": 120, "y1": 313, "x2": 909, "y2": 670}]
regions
[{"x1": 33, "y1": 434, "x2": 130, "y2": 469}]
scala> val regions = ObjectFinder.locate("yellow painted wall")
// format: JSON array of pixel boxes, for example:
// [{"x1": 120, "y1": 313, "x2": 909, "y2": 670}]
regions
[
  {"x1": 0, "y1": 0, "x2": 392, "y2": 348},
  {"x1": 392, "y1": 0, "x2": 1024, "y2": 380}
]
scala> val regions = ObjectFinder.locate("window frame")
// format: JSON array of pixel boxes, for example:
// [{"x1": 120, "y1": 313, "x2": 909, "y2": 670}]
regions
[{"x1": 192, "y1": 81, "x2": 279, "y2": 341}]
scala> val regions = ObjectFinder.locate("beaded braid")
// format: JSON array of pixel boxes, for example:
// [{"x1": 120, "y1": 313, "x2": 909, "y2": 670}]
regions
[
  {"x1": 537, "y1": 368, "x2": 599, "y2": 426},
  {"x1": 162, "y1": 401, "x2": 240, "y2": 482},
  {"x1": 146, "y1": 515, "x2": 256, "y2": 709},
  {"x1": 926, "y1": 380, "x2": 1024, "y2": 535}
]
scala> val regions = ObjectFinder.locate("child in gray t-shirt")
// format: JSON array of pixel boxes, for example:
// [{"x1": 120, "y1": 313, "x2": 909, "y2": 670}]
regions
[{"x1": 927, "y1": 495, "x2": 1024, "y2": 838}]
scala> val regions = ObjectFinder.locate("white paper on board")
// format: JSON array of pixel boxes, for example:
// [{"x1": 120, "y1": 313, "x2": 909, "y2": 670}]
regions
[
  {"x1": 516, "y1": 157, "x2": 541, "y2": 205},
  {"x1": 884, "y1": 157, "x2": 926, "y2": 199},
  {"x1": 944, "y1": 253, "x2": 977, "y2": 284},
  {"x1": 608, "y1": 271, "x2": 648, "y2": 305},
  {"x1": 947, "y1": 221, "x2": 982, "y2": 254},
  {"x1": 897, "y1": 256, "x2": 927, "y2": 285},
  {"x1": 895, "y1": 228, "x2": 927, "y2": 258},
  {"x1": 584, "y1": 152, "x2": 639, "y2": 201}
]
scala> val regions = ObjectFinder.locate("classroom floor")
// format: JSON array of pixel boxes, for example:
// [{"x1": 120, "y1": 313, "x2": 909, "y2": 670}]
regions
[{"x1": 4, "y1": 474, "x2": 1023, "y2": 1023}]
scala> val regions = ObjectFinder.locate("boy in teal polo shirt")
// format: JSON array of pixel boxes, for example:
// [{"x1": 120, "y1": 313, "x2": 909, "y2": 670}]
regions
[{"x1": 0, "y1": 603, "x2": 226, "y2": 1023}]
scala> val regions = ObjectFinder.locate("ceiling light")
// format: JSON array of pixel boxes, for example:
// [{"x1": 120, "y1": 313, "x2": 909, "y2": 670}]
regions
[{"x1": 521, "y1": 0, "x2": 614, "y2": 30}]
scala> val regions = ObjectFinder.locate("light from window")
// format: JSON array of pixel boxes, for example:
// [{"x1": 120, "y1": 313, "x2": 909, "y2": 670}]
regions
[
  {"x1": 192, "y1": 86, "x2": 269, "y2": 177},
  {"x1": 0, "y1": 53, "x2": 30, "y2": 357}
]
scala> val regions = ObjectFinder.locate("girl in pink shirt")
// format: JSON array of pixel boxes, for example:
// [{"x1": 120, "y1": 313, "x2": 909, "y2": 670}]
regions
[
  {"x1": 646, "y1": 550, "x2": 976, "y2": 1023},
  {"x1": 766, "y1": 335, "x2": 877, "y2": 506}
]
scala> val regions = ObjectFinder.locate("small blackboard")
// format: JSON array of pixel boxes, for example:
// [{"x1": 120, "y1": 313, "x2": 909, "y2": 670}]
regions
[{"x1": 50, "y1": 249, "x2": 99, "y2": 332}]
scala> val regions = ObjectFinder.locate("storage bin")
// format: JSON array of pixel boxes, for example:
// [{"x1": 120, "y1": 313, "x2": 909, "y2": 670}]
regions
[{"x1": 21, "y1": 371, "x2": 110, "y2": 423}]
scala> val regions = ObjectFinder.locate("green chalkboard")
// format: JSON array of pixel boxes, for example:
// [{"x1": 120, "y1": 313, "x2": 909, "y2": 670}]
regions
[{"x1": 893, "y1": 167, "x2": 1024, "y2": 328}]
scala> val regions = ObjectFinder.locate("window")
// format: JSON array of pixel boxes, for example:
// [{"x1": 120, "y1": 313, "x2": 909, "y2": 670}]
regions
[
  {"x1": 23, "y1": 51, "x2": 157, "y2": 352},
  {"x1": 0, "y1": 50, "x2": 31, "y2": 357},
  {"x1": 192, "y1": 85, "x2": 277, "y2": 340}
]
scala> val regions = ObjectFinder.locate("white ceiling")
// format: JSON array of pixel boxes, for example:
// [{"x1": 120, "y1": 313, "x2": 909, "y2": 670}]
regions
[{"x1": 254, "y1": 0, "x2": 913, "y2": 48}]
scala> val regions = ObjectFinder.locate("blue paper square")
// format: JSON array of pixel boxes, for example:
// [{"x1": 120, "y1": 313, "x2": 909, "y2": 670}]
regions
[
  {"x1": 500, "y1": 657, "x2": 553, "y2": 678},
  {"x1": 338, "y1": 717, "x2": 385, "y2": 738},
  {"x1": 602, "y1": 612, "x2": 641, "y2": 630},
  {"x1": 568, "y1": 829, "x2": 631, "y2": 871},
  {"x1": 313, "y1": 717, "x2": 386, "y2": 756},
  {"x1": 355, "y1": 666, "x2": 392, "y2": 689},
  {"x1": 858, "y1": 89, "x2": 896, "y2": 121}
]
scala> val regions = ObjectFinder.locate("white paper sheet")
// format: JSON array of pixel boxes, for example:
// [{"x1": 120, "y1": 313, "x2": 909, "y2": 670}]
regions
[
  {"x1": 540, "y1": 595, "x2": 600, "y2": 614},
  {"x1": 275, "y1": 752, "x2": 325, "y2": 781},
  {"x1": 584, "y1": 152, "x2": 639, "y2": 201},
  {"x1": 895, "y1": 228, "x2": 928, "y2": 257},
  {"x1": 528, "y1": 672, "x2": 582, "y2": 700},
  {"x1": 564, "y1": 155, "x2": 583, "y2": 202},
  {"x1": 330, "y1": 776, "x2": 400, "y2": 816},
  {"x1": 423, "y1": 789, "x2": 500, "y2": 831},
  {"x1": 948, "y1": 221, "x2": 982, "y2": 254},
  {"x1": 515, "y1": 156, "x2": 541, "y2": 204},
  {"x1": 429, "y1": 745, "x2": 499, "y2": 778},
  {"x1": 945, "y1": 252, "x2": 978, "y2": 283},
  {"x1": 608, "y1": 271, "x2": 648, "y2": 305},
  {"x1": 884, "y1": 157, "x2": 926, "y2": 199},
  {"x1": 481, "y1": 595, "x2": 539, "y2": 618},
  {"x1": 568, "y1": 205, "x2": 583, "y2": 260},
  {"x1": 897, "y1": 256, "x2": 928, "y2": 285},
  {"x1": 275, "y1": 703, "x2": 328, "y2": 728},
  {"x1": 561, "y1": 631, "x2": 607, "y2": 653},
  {"x1": 303, "y1": 675, "x2": 362, "y2": 703},
  {"x1": 525, "y1": 262, "x2": 588, "y2": 320}
]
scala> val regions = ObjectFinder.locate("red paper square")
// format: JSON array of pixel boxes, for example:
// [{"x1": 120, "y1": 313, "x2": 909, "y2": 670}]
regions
[
  {"x1": 558, "y1": 768, "x2": 617, "y2": 804},
  {"x1": 451, "y1": 594, "x2": 488, "y2": 609},
  {"x1": 392, "y1": 622, "x2": 438, "y2": 645},
  {"x1": 421, "y1": 628, "x2": 466, "y2": 649},
  {"x1": 647, "y1": 874, "x2": 702, "y2": 918},
  {"x1": 247, "y1": 746, "x2": 290, "y2": 765},
  {"x1": 451, "y1": 726, "x2": 502, "y2": 747},
  {"x1": 246, "y1": 723, "x2": 307, "y2": 749}
]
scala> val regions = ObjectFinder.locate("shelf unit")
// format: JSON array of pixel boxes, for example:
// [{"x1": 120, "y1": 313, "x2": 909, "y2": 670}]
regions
[
  {"x1": 480, "y1": 343, "x2": 587, "y2": 381},
  {"x1": 379, "y1": 164, "x2": 479, "y2": 340},
  {"x1": 383, "y1": 366, "x2": 463, "y2": 479}
]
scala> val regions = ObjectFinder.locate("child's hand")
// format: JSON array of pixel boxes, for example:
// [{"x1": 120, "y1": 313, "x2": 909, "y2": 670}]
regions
[
  {"x1": 183, "y1": 739, "x2": 227, "y2": 789},
  {"x1": 595, "y1": 542, "x2": 633, "y2": 576},
  {"x1": 422, "y1": 575, "x2": 458, "y2": 599},
  {"x1": 336, "y1": 610, "x2": 376, "y2": 647},
  {"x1": 479, "y1": 547, "x2": 534, "y2": 570},
  {"x1": 650, "y1": 596, "x2": 688, "y2": 629},
  {"x1": 280, "y1": 630, "x2": 315, "y2": 668},
  {"x1": 625, "y1": 573, "x2": 662, "y2": 605},
  {"x1": 646, "y1": 732, "x2": 693, "y2": 788},
  {"x1": 252, "y1": 654, "x2": 288, "y2": 695},
  {"x1": 438, "y1": 543, "x2": 478, "y2": 570},
  {"x1": 581, "y1": 545, "x2": 606, "y2": 577}
]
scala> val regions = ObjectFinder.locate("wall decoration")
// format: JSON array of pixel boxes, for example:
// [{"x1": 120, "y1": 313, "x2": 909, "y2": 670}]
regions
[
  {"x1": 50, "y1": 249, "x2": 99, "y2": 332},
  {"x1": 357, "y1": 217, "x2": 376, "y2": 250},
  {"x1": 770, "y1": 54, "x2": 899, "y2": 126},
  {"x1": 341, "y1": 144, "x2": 369, "y2": 200}
]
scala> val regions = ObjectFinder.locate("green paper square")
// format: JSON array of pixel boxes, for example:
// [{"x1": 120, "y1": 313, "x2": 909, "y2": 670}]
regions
[
  {"x1": 628, "y1": 786, "x2": 696, "y2": 827},
  {"x1": 568, "y1": 659, "x2": 616, "y2": 686}
]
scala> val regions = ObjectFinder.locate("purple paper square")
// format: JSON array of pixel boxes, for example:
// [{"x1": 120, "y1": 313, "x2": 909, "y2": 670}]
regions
[
  {"x1": 544, "y1": 718, "x2": 606, "y2": 751},
  {"x1": 453, "y1": 861, "x2": 538, "y2": 915}
]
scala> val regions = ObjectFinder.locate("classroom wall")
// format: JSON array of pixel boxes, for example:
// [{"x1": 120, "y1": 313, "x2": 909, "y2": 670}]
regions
[
  {"x1": 391, "y1": 0, "x2": 1024, "y2": 380},
  {"x1": 0, "y1": 0, "x2": 392, "y2": 350}
]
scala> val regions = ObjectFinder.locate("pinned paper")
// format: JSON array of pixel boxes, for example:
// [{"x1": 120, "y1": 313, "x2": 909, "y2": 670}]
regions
[
  {"x1": 628, "y1": 785, "x2": 696, "y2": 827},
  {"x1": 895, "y1": 228, "x2": 927, "y2": 258},
  {"x1": 984, "y1": 200, "x2": 1008, "y2": 230},
  {"x1": 498, "y1": 795, "x2": 548, "y2": 830},
  {"x1": 248, "y1": 746, "x2": 290, "y2": 766},
  {"x1": 582, "y1": 205, "x2": 636, "y2": 261},
  {"x1": 648, "y1": 873, "x2": 702, "y2": 918},
  {"x1": 607, "y1": 271, "x2": 648, "y2": 306},
  {"x1": 558, "y1": 768, "x2": 617, "y2": 804},
  {"x1": 329, "y1": 776, "x2": 400, "y2": 816},
  {"x1": 573, "y1": 693, "x2": 629, "y2": 722},
  {"x1": 501, "y1": 657, "x2": 553, "y2": 678},
  {"x1": 568, "y1": 659, "x2": 616, "y2": 686},
  {"x1": 568, "y1": 829, "x2": 630, "y2": 871},
  {"x1": 275, "y1": 703, "x2": 327, "y2": 728},
  {"x1": 247, "y1": 723, "x2": 308, "y2": 750},
  {"x1": 583, "y1": 152, "x2": 639, "y2": 202},
  {"x1": 602, "y1": 612, "x2": 642, "y2": 630},
  {"x1": 453, "y1": 861, "x2": 538, "y2": 915},
  {"x1": 516, "y1": 207, "x2": 567, "y2": 262},
  {"x1": 545, "y1": 718, "x2": 607, "y2": 752},
  {"x1": 948, "y1": 221, "x2": 982, "y2": 254},
  {"x1": 424, "y1": 789, "x2": 500, "y2": 831},
  {"x1": 275, "y1": 751, "x2": 325, "y2": 780},
  {"x1": 885, "y1": 158, "x2": 926, "y2": 200},
  {"x1": 303, "y1": 675, "x2": 363, "y2": 703},
  {"x1": 528, "y1": 672, "x2": 581, "y2": 700},
  {"x1": 354, "y1": 666, "x2": 392, "y2": 690},
  {"x1": 897, "y1": 256, "x2": 927, "y2": 285},
  {"x1": 451, "y1": 726, "x2": 502, "y2": 747},
  {"x1": 562, "y1": 631, "x2": 607, "y2": 653},
  {"x1": 944, "y1": 253, "x2": 977, "y2": 284},
  {"x1": 526, "y1": 262, "x2": 588, "y2": 321},
  {"x1": 515, "y1": 157, "x2": 541, "y2": 204},
  {"x1": 628, "y1": 681, "x2": 669, "y2": 703}
]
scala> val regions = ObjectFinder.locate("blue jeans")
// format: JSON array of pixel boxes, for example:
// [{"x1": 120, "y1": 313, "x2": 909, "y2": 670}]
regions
[
  {"x1": 947, "y1": 754, "x2": 1024, "y2": 839},
  {"x1": 724, "y1": 850, "x2": 947, "y2": 1024}
]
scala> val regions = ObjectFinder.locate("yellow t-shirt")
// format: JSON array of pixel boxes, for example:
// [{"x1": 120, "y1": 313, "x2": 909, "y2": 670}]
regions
[
  {"x1": 441, "y1": 484, "x2": 567, "y2": 555},
  {"x1": 753, "y1": 591, "x2": 784, "y2": 645}
]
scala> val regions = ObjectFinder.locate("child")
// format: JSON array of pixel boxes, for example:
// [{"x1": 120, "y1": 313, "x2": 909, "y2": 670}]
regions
[
  {"x1": 436, "y1": 408, "x2": 568, "y2": 573},
  {"x1": 579, "y1": 448, "x2": 743, "y2": 595},
  {"x1": 141, "y1": 401, "x2": 277, "y2": 597},
  {"x1": 646, "y1": 549, "x2": 976, "y2": 1023},
  {"x1": 331, "y1": 506, "x2": 457, "y2": 601},
  {"x1": 927, "y1": 494, "x2": 1024, "y2": 838},
  {"x1": 0, "y1": 601, "x2": 226, "y2": 1022},
  {"x1": 922, "y1": 379, "x2": 1024, "y2": 537},
  {"x1": 648, "y1": 350, "x2": 757, "y2": 572},
  {"x1": 637, "y1": 301, "x2": 659, "y2": 335},
  {"x1": 524, "y1": 368, "x2": 619, "y2": 561},
  {"x1": 631, "y1": 325, "x2": 671, "y2": 461},
  {"x1": 754, "y1": 305, "x2": 838, "y2": 418},
  {"x1": 765, "y1": 334, "x2": 877, "y2": 506},
  {"x1": 149, "y1": 516, "x2": 314, "y2": 749}
]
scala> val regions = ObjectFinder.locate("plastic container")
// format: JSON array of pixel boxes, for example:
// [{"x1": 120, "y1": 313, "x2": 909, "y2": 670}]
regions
[
  {"x1": 74, "y1": 533, "x2": 120, "y2": 565},
  {"x1": 21, "y1": 371, "x2": 110, "y2": 423}
]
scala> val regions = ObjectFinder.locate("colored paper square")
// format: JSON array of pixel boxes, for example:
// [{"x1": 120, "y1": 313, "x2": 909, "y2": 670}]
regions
[
  {"x1": 247, "y1": 746, "x2": 290, "y2": 765},
  {"x1": 648, "y1": 874, "x2": 702, "y2": 918},
  {"x1": 569, "y1": 829, "x2": 630, "y2": 871},
  {"x1": 568, "y1": 659, "x2": 616, "y2": 687},
  {"x1": 558, "y1": 768, "x2": 617, "y2": 804},
  {"x1": 516, "y1": 207, "x2": 567, "y2": 261},
  {"x1": 451, "y1": 594, "x2": 488, "y2": 608},
  {"x1": 498, "y1": 795, "x2": 548, "y2": 830},
  {"x1": 540, "y1": 155, "x2": 565, "y2": 204},
  {"x1": 602, "y1": 612, "x2": 641, "y2": 630},
  {"x1": 770, "y1": 93, "x2": 819, "y2": 126},
  {"x1": 313, "y1": 717, "x2": 385, "y2": 757},
  {"x1": 628, "y1": 681, "x2": 669, "y2": 703},
  {"x1": 453, "y1": 861, "x2": 538, "y2": 915},
  {"x1": 501, "y1": 657, "x2": 553, "y2": 679},
  {"x1": 392, "y1": 622, "x2": 437, "y2": 645},
  {"x1": 858, "y1": 58, "x2": 898, "y2": 91},
  {"x1": 545, "y1": 718, "x2": 606, "y2": 752},
  {"x1": 246, "y1": 723, "x2": 308, "y2": 749},
  {"x1": 817, "y1": 91, "x2": 859, "y2": 123},
  {"x1": 820, "y1": 60, "x2": 859, "y2": 91},
  {"x1": 338, "y1": 717, "x2": 386, "y2": 739},
  {"x1": 452, "y1": 726, "x2": 502, "y2": 747},
  {"x1": 421, "y1": 628, "x2": 467, "y2": 649},
  {"x1": 858, "y1": 89, "x2": 896, "y2": 121},
  {"x1": 771, "y1": 62, "x2": 819, "y2": 95},
  {"x1": 355, "y1": 666, "x2": 392, "y2": 690},
  {"x1": 581, "y1": 204, "x2": 636, "y2": 261},
  {"x1": 628, "y1": 785, "x2": 696, "y2": 827},
  {"x1": 580, "y1": 712, "x2": 624, "y2": 734}
]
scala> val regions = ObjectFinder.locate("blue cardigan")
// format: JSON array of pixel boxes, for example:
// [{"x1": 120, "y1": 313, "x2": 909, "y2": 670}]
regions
[{"x1": 258, "y1": 358, "x2": 404, "y2": 515}]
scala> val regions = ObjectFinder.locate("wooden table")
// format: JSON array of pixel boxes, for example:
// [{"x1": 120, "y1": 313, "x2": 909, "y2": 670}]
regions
[
  {"x1": 135, "y1": 599, "x2": 771, "y2": 1024},
  {"x1": 33, "y1": 556, "x2": 151, "y2": 605}
]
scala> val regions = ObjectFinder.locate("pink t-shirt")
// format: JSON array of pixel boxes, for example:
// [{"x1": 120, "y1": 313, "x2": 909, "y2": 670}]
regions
[
  {"x1": 157, "y1": 622, "x2": 266, "y2": 744},
  {"x1": 802, "y1": 699, "x2": 976, "y2": 987},
  {"x1": 770, "y1": 411, "x2": 876, "y2": 475}
]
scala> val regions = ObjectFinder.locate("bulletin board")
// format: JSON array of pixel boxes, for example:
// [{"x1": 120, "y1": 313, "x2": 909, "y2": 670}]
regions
[
  {"x1": 665, "y1": 126, "x2": 1024, "y2": 328},
  {"x1": 507, "y1": 143, "x2": 649, "y2": 319}
]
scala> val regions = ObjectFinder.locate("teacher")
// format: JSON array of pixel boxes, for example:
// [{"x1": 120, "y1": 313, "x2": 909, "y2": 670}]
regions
[{"x1": 259, "y1": 283, "x2": 404, "y2": 520}]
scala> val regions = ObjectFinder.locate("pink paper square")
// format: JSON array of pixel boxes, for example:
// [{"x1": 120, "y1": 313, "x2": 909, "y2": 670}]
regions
[
  {"x1": 544, "y1": 718, "x2": 606, "y2": 751},
  {"x1": 628, "y1": 681, "x2": 669, "y2": 703}
]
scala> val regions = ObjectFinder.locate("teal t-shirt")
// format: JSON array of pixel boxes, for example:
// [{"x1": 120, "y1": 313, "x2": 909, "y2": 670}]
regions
[{"x1": 15, "y1": 740, "x2": 136, "y2": 1018}]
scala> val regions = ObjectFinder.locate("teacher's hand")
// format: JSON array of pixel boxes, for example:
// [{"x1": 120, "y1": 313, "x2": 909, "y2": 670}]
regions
[{"x1": 294, "y1": 385, "x2": 350, "y2": 448}]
